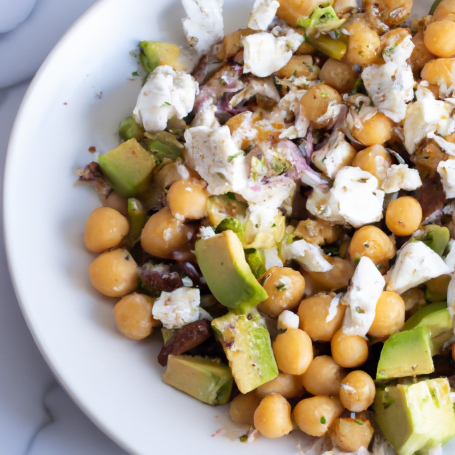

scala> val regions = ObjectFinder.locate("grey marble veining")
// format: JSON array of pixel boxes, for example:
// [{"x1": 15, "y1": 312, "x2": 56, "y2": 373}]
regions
[{"x1": 0, "y1": 3, "x2": 128, "y2": 454}]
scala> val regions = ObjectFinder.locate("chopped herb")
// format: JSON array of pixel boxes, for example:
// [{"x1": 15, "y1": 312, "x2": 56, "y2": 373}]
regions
[
  {"x1": 320, "y1": 416, "x2": 326, "y2": 424},
  {"x1": 227, "y1": 192, "x2": 236, "y2": 200},
  {"x1": 382, "y1": 44, "x2": 397, "y2": 57},
  {"x1": 376, "y1": 263, "x2": 384, "y2": 270},
  {"x1": 298, "y1": 5, "x2": 340, "y2": 29},
  {"x1": 255, "y1": 224, "x2": 259, "y2": 228},
  {"x1": 354, "y1": 420, "x2": 364, "y2": 425},
  {"x1": 349, "y1": 77, "x2": 366, "y2": 96},
  {"x1": 355, "y1": 101, "x2": 364, "y2": 113},
  {"x1": 354, "y1": 257, "x2": 360, "y2": 264},
  {"x1": 358, "y1": 50, "x2": 363, "y2": 55},
  {"x1": 240, "y1": 435, "x2": 248, "y2": 443},
  {"x1": 411, "y1": 30, "x2": 418, "y2": 37},
  {"x1": 228, "y1": 151, "x2": 245, "y2": 162},
  {"x1": 387, "y1": 148, "x2": 406, "y2": 165},
  {"x1": 132, "y1": 71, "x2": 139, "y2": 77},
  {"x1": 276, "y1": 283, "x2": 287, "y2": 291},
  {"x1": 321, "y1": 92, "x2": 329, "y2": 97},
  {"x1": 363, "y1": 242, "x2": 369, "y2": 248},
  {"x1": 272, "y1": 223, "x2": 276, "y2": 228},
  {"x1": 355, "y1": 306, "x2": 365, "y2": 314},
  {"x1": 270, "y1": 157, "x2": 291, "y2": 175},
  {"x1": 169, "y1": 128, "x2": 183, "y2": 136},
  {"x1": 244, "y1": 143, "x2": 255, "y2": 154},
  {"x1": 287, "y1": 234, "x2": 295, "y2": 244},
  {"x1": 293, "y1": 71, "x2": 298, "y2": 77},
  {"x1": 163, "y1": 101, "x2": 171, "y2": 106},
  {"x1": 322, "y1": 246, "x2": 340, "y2": 257}
]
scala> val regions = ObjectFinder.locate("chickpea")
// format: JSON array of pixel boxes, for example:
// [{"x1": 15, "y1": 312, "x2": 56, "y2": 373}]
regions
[
  {"x1": 89, "y1": 249, "x2": 138, "y2": 297},
  {"x1": 256, "y1": 373, "x2": 305, "y2": 399},
  {"x1": 349, "y1": 225, "x2": 395, "y2": 265},
  {"x1": 141, "y1": 207, "x2": 195, "y2": 259},
  {"x1": 319, "y1": 59, "x2": 359, "y2": 94},
  {"x1": 276, "y1": 55, "x2": 320, "y2": 80},
  {"x1": 422, "y1": 58, "x2": 455, "y2": 91},
  {"x1": 298, "y1": 293, "x2": 346, "y2": 342},
  {"x1": 334, "y1": 0, "x2": 358, "y2": 15},
  {"x1": 99, "y1": 190, "x2": 128, "y2": 217},
  {"x1": 272, "y1": 329, "x2": 313, "y2": 375},
  {"x1": 409, "y1": 30, "x2": 435, "y2": 73},
  {"x1": 402, "y1": 287, "x2": 426, "y2": 314},
  {"x1": 300, "y1": 84, "x2": 342, "y2": 129},
  {"x1": 331, "y1": 329, "x2": 369, "y2": 368},
  {"x1": 380, "y1": 28, "x2": 411, "y2": 53},
  {"x1": 351, "y1": 112, "x2": 393, "y2": 146},
  {"x1": 340, "y1": 371, "x2": 376, "y2": 412},
  {"x1": 84, "y1": 207, "x2": 129, "y2": 253},
  {"x1": 230, "y1": 392, "x2": 261, "y2": 425},
  {"x1": 295, "y1": 219, "x2": 342, "y2": 246},
  {"x1": 276, "y1": 0, "x2": 333, "y2": 26},
  {"x1": 167, "y1": 179, "x2": 208, "y2": 221},
  {"x1": 254, "y1": 393, "x2": 293, "y2": 438},
  {"x1": 329, "y1": 417, "x2": 374, "y2": 452},
  {"x1": 293, "y1": 396, "x2": 344, "y2": 437},
  {"x1": 114, "y1": 293, "x2": 158, "y2": 340},
  {"x1": 368, "y1": 291, "x2": 405, "y2": 338},
  {"x1": 351, "y1": 145, "x2": 393, "y2": 186},
  {"x1": 434, "y1": 0, "x2": 455, "y2": 22},
  {"x1": 258, "y1": 267, "x2": 305, "y2": 318},
  {"x1": 344, "y1": 19, "x2": 381, "y2": 67},
  {"x1": 302, "y1": 356, "x2": 347, "y2": 396},
  {"x1": 303, "y1": 257, "x2": 356, "y2": 294},
  {"x1": 295, "y1": 41, "x2": 316, "y2": 55},
  {"x1": 386, "y1": 196, "x2": 422, "y2": 236},
  {"x1": 364, "y1": 0, "x2": 413, "y2": 27},
  {"x1": 424, "y1": 21, "x2": 455, "y2": 58}
]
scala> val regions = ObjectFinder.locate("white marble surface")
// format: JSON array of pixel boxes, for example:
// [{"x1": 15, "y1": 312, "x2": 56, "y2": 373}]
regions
[{"x1": 0, "y1": 1, "x2": 128, "y2": 453}]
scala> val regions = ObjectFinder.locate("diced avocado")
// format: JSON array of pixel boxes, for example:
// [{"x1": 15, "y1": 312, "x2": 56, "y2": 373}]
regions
[
  {"x1": 125, "y1": 198, "x2": 147, "y2": 246},
  {"x1": 162, "y1": 355, "x2": 233, "y2": 406},
  {"x1": 403, "y1": 301, "x2": 452, "y2": 355},
  {"x1": 374, "y1": 378, "x2": 455, "y2": 455},
  {"x1": 245, "y1": 249, "x2": 266, "y2": 279},
  {"x1": 413, "y1": 225, "x2": 450, "y2": 257},
  {"x1": 195, "y1": 231, "x2": 268, "y2": 314},
  {"x1": 140, "y1": 41, "x2": 184, "y2": 73},
  {"x1": 207, "y1": 194, "x2": 248, "y2": 226},
  {"x1": 119, "y1": 116, "x2": 145, "y2": 141},
  {"x1": 98, "y1": 139, "x2": 155, "y2": 198},
  {"x1": 425, "y1": 274, "x2": 451, "y2": 302},
  {"x1": 145, "y1": 131, "x2": 184, "y2": 165},
  {"x1": 162, "y1": 327, "x2": 175, "y2": 344},
  {"x1": 377, "y1": 326, "x2": 434, "y2": 380},
  {"x1": 215, "y1": 217, "x2": 245, "y2": 242},
  {"x1": 212, "y1": 309, "x2": 278, "y2": 394}
]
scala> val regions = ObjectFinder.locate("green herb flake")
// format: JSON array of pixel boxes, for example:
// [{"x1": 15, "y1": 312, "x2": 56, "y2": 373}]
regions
[
  {"x1": 228, "y1": 151, "x2": 245, "y2": 162},
  {"x1": 240, "y1": 435, "x2": 248, "y2": 443},
  {"x1": 354, "y1": 420, "x2": 364, "y2": 425},
  {"x1": 227, "y1": 192, "x2": 236, "y2": 200},
  {"x1": 354, "y1": 257, "x2": 360, "y2": 264},
  {"x1": 321, "y1": 92, "x2": 329, "y2": 97},
  {"x1": 387, "y1": 148, "x2": 406, "y2": 165},
  {"x1": 355, "y1": 101, "x2": 364, "y2": 113},
  {"x1": 320, "y1": 416, "x2": 326, "y2": 424},
  {"x1": 163, "y1": 101, "x2": 171, "y2": 106},
  {"x1": 376, "y1": 263, "x2": 384, "y2": 270},
  {"x1": 358, "y1": 50, "x2": 363, "y2": 55},
  {"x1": 132, "y1": 71, "x2": 139, "y2": 77},
  {"x1": 293, "y1": 71, "x2": 298, "y2": 77},
  {"x1": 383, "y1": 44, "x2": 397, "y2": 57},
  {"x1": 276, "y1": 283, "x2": 287, "y2": 291},
  {"x1": 272, "y1": 223, "x2": 276, "y2": 228}
]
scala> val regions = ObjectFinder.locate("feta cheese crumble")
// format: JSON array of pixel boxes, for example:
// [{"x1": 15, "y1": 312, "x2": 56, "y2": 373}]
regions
[
  {"x1": 248, "y1": 0, "x2": 280, "y2": 31},
  {"x1": 342, "y1": 257, "x2": 385, "y2": 337},
  {"x1": 362, "y1": 35, "x2": 415, "y2": 122},
  {"x1": 277, "y1": 310, "x2": 300, "y2": 330},
  {"x1": 242, "y1": 30, "x2": 303, "y2": 77},
  {"x1": 184, "y1": 125, "x2": 248, "y2": 194},
  {"x1": 386, "y1": 241, "x2": 451, "y2": 295},
  {"x1": 152, "y1": 287, "x2": 209, "y2": 329},
  {"x1": 244, "y1": 204, "x2": 285, "y2": 249},
  {"x1": 182, "y1": 0, "x2": 224, "y2": 55},
  {"x1": 437, "y1": 160, "x2": 455, "y2": 199},
  {"x1": 133, "y1": 65, "x2": 198, "y2": 133},
  {"x1": 382, "y1": 164, "x2": 422, "y2": 193},
  {"x1": 198, "y1": 226, "x2": 216, "y2": 239},
  {"x1": 444, "y1": 239, "x2": 455, "y2": 272},
  {"x1": 327, "y1": 293, "x2": 343, "y2": 323},
  {"x1": 261, "y1": 245, "x2": 284, "y2": 270},
  {"x1": 281, "y1": 237, "x2": 333, "y2": 272}
]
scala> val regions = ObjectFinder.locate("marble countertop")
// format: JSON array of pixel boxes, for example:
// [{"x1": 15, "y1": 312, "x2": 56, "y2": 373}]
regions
[{"x1": 0, "y1": 1, "x2": 127, "y2": 453}]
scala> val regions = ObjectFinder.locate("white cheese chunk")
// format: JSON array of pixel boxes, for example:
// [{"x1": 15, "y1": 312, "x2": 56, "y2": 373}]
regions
[
  {"x1": 240, "y1": 178, "x2": 296, "y2": 209},
  {"x1": 244, "y1": 205, "x2": 284, "y2": 249},
  {"x1": 248, "y1": 0, "x2": 280, "y2": 31},
  {"x1": 227, "y1": 111, "x2": 258, "y2": 149},
  {"x1": 198, "y1": 226, "x2": 216, "y2": 239},
  {"x1": 243, "y1": 30, "x2": 303, "y2": 77},
  {"x1": 182, "y1": 0, "x2": 224, "y2": 55},
  {"x1": 281, "y1": 237, "x2": 333, "y2": 272},
  {"x1": 327, "y1": 293, "x2": 343, "y2": 323},
  {"x1": 429, "y1": 132, "x2": 455, "y2": 156},
  {"x1": 331, "y1": 167, "x2": 385, "y2": 228},
  {"x1": 382, "y1": 164, "x2": 422, "y2": 193},
  {"x1": 362, "y1": 35, "x2": 415, "y2": 123},
  {"x1": 447, "y1": 274, "x2": 455, "y2": 324},
  {"x1": 192, "y1": 102, "x2": 220, "y2": 128},
  {"x1": 277, "y1": 310, "x2": 300, "y2": 330},
  {"x1": 404, "y1": 85, "x2": 455, "y2": 154},
  {"x1": 184, "y1": 125, "x2": 248, "y2": 195},
  {"x1": 261, "y1": 245, "x2": 284, "y2": 270},
  {"x1": 445, "y1": 239, "x2": 455, "y2": 272},
  {"x1": 437, "y1": 160, "x2": 455, "y2": 199},
  {"x1": 306, "y1": 188, "x2": 345, "y2": 224},
  {"x1": 342, "y1": 257, "x2": 385, "y2": 337},
  {"x1": 152, "y1": 287, "x2": 206, "y2": 329},
  {"x1": 386, "y1": 241, "x2": 451, "y2": 295},
  {"x1": 133, "y1": 65, "x2": 198, "y2": 133}
]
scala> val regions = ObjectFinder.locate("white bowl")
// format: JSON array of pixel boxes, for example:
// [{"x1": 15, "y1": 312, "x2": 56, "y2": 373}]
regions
[{"x1": 4, "y1": 0, "x2": 454, "y2": 454}]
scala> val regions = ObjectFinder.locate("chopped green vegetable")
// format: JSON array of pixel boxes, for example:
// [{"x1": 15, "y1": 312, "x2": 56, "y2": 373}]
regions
[
  {"x1": 227, "y1": 192, "x2": 236, "y2": 200},
  {"x1": 125, "y1": 198, "x2": 147, "y2": 246},
  {"x1": 349, "y1": 77, "x2": 366, "y2": 96},
  {"x1": 270, "y1": 157, "x2": 291, "y2": 175},
  {"x1": 387, "y1": 148, "x2": 406, "y2": 165},
  {"x1": 382, "y1": 44, "x2": 397, "y2": 57},
  {"x1": 320, "y1": 416, "x2": 326, "y2": 424},
  {"x1": 298, "y1": 6, "x2": 340, "y2": 29},
  {"x1": 228, "y1": 151, "x2": 245, "y2": 162},
  {"x1": 429, "y1": 0, "x2": 443, "y2": 15},
  {"x1": 132, "y1": 71, "x2": 139, "y2": 77},
  {"x1": 215, "y1": 217, "x2": 245, "y2": 242},
  {"x1": 145, "y1": 131, "x2": 184, "y2": 164},
  {"x1": 245, "y1": 249, "x2": 266, "y2": 279},
  {"x1": 276, "y1": 283, "x2": 286, "y2": 291},
  {"x1": 119, "y1": 116, "x2": 145, "y2": 141},
  {"x1": 306, "y1": 33, "x2": 347, "y2": 60},
  {"x1": 240, "y1": 435, "x2": 248, "y2": 443}
]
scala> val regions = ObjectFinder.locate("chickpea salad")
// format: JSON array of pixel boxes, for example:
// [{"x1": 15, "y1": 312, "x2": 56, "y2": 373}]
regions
[{"x1": 78, "y1": 0, "x2": 455, "y2": 453}]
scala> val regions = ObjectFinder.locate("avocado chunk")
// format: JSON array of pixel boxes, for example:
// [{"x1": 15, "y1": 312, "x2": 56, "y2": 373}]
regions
[
  {"x1": 207, "y1": 194, "x2": 248, "y2": 226},
  {"x1": 125, "y1": 198, "x2": 147, "y2": 247},
  {"x1": 146, "y1": 131, "x2": 184, "y2": 165},
  {"x1": 245, "y1": 249, "x2": 266, "y2": 279},
  {"x1": 403, "y1": 301, "x2": 452, "y2": 355},
  {"x1": 413, "y1": 225, "x2": 450, "y2": 257},
  {"x1": 119, "y1": 116, "x2": 144, "y2": 141},
  {"x1": 162, "y1": 355, "x2": 233, "y2": 406},
  {"x1": 377, "y1": 326, "x2": 434, "y2": 379},
  {"x1": 195, "y1": 230, "x2": 268, "y2": 314},
  {"x1": 98, "y1": 139, "x2": 155, "y2": 198},
  {"x1": 212, "y1": 309, "x2": 278, "y2": 394},
  {"x1": 140, "y1": 41, "x2": 184, "y2": 73},
  {"x1": 215, "y1": 217, "x2": 245, "y2": 242},
  {"x1": 425, "y1": 274, "x2": 451, "y2": 302},
  {"x1": 374, "y1": 378, "x2": 455, "y2": 455}
]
